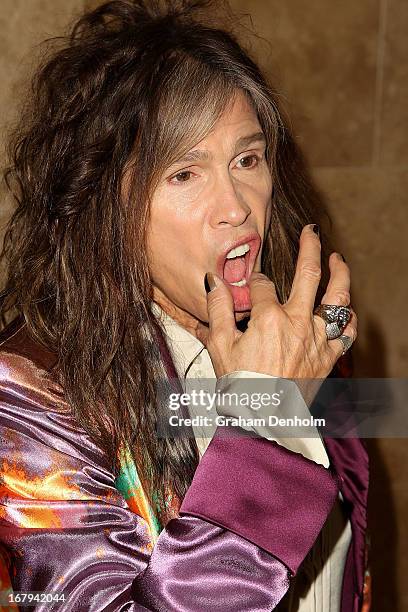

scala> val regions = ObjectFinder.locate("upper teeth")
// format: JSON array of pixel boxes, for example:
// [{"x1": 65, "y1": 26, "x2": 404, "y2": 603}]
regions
[{"x1": 226, "y1": 243, "x2": 250, "y2": 259}]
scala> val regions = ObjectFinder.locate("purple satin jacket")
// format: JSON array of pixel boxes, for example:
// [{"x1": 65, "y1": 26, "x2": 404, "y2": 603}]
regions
[{"x1": 0, "y1": 315, "x2": 369, "y2": 611}]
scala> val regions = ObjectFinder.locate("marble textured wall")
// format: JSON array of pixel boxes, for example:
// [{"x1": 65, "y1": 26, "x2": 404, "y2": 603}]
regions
[{"x1": 0, "y1": 1, "x2": 407, "y2": 610}]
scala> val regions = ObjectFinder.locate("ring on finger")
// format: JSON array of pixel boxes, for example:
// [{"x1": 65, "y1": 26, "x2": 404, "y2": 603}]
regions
[
  {"x1": 336, "y1": 334, "x2": 354, "y2": 356},
  {"x1": 313, "y1": 304, "x2": 352, "y2": 340}
]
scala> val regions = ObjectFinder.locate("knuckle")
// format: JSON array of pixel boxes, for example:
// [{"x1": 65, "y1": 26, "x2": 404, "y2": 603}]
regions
[
  {"x1": 261, "y1": 308, "x2": 276, "y2": 325},
  {"x1": 300, "y1": 262, "x2": 322, "y2": 280},
  {"x1": 291, "y1": 314, "x2": 310, "y2": 337},
  {"x1": 250, "y1": 271, "x2": 267, "y2": 280},
  {"x1": 250, "y1": 273, "x2": 272, "y2": 287},
  {"x1": 335, "y1": 290, "x2": 351, "y2": 306},
  {"x1": 258, "y1": 307, "x2": 278, "y2": 330}
]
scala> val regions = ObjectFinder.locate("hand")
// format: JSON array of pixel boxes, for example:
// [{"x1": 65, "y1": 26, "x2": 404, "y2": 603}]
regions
[{"x1": 198, "y1": 224, "x2": 357, "y2": 403}]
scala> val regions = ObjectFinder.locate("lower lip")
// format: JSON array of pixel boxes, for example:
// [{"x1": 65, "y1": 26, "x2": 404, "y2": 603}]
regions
[{"x1": 227, "y1": 283, "x2": 252, "y2": 312}]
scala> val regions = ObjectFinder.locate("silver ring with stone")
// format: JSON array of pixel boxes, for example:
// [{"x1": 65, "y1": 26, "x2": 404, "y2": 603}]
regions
[{"x1": 313, "y1": 304, "x2": 352, "y2": 340}]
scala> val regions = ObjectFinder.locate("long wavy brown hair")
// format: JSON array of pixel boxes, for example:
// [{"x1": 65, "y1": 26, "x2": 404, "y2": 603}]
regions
[{"x1": 0, "y1": 0, "x2": 340, "y2": 523}]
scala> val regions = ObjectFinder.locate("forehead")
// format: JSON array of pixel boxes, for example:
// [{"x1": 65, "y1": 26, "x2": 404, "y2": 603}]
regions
[
  {"x1": 166, "y1": 91, "x2": 265, "y2": 168},
  {"x1": 151, "y1": 87, "x2": 263, "y2": 177},
  {"x1": 212, "y1": 90, "x2": 260, "y2": 131},
  {"x1": 187, "y1": 91, "x2": 262, "y2": 157}
]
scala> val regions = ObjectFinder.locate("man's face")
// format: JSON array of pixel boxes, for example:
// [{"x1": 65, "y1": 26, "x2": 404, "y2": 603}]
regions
[{"x1": 147, "y1": 90, "x2": 273, "y2": 327}]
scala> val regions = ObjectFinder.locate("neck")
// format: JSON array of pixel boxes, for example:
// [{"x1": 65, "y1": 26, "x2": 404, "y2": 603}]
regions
[{"x1": 152, "y1": 287, "x2": 209, "y2": 342}]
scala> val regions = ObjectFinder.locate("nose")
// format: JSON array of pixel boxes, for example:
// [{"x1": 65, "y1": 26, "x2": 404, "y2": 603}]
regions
[{"x1": 209, "y1": 173, "x2": 251, "y2": 228}]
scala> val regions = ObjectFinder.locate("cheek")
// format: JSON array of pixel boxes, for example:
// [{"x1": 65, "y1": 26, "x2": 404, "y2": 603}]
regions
[
  {"x1": 148, "y1": 215, "x2": 182, "y2": 273},
  {"x1": 147, "y1": 202, "x2": 201, "y2": 286},
  {"x1": 247, "y1": 175, "x2": 273, "y2": 226},
  {"x1": 245, "y1": 161, "x2": 272, "y2": 197}
]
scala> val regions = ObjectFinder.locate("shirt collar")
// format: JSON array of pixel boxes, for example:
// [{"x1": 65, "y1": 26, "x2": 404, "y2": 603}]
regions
[{"x1": 151, "y1": 301, "x2": 205, "y2": 378}]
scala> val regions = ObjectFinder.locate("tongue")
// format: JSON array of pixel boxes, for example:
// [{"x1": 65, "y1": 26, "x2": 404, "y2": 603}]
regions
[{"x1": 223, "y1": 256, "x2": 246, "y2": 283}]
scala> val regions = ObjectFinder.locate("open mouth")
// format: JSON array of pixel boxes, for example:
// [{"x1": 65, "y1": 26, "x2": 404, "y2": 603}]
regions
[
  {"x1": 223, "y1": 243, "x2": 251, "y2": 286},
  {"x1": 216, "y1": 234, "x2": 261, "y2": 287}
]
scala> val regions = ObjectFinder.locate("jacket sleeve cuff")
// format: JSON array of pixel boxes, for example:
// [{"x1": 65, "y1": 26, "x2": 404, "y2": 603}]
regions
[
  {"x1": 215, "y1": 371, "x2": 330, "y2": 468},
  {"x1": 179, "y1": 426, "x2": 339, "y2": 574}
]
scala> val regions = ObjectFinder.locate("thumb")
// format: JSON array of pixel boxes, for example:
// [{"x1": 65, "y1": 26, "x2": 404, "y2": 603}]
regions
[{"x1": 204, "y1": 272, "x2": 237, "y2": 339}]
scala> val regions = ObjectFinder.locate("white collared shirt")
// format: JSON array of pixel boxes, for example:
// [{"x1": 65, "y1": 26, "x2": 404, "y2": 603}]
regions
[{"x1": 152, "y1": 301, "x2": 352, "y2": 611}]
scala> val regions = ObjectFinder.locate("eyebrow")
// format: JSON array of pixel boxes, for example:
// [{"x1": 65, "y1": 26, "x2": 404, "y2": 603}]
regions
[{"x1": 171, "y1": 131, "x2": 267, "y2": 166}]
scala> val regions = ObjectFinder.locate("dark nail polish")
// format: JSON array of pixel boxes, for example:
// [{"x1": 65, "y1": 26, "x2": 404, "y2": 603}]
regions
[
  {"x1": 204, "y1": 272, "x2": 216, "y2": 293},
  {"x1": 340, "y1": 253, "x2": 346, "y2": 262},
  {"x1": 312, "y1": 224, "x2": 320, "y2": 237}
]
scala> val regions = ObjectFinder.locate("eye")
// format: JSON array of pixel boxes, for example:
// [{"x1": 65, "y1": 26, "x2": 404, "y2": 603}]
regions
[
  {"x1": 235, "y1": 154, "x2": 261, "y2": 169},
  {"x1": 169, "y1": 170, "x2": 193, "y2": 184}
]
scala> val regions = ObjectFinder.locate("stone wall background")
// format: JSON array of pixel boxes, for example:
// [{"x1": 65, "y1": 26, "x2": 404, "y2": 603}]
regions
[{"x1": 0, "y1": 1, "x2": 407, "y2": 610}]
